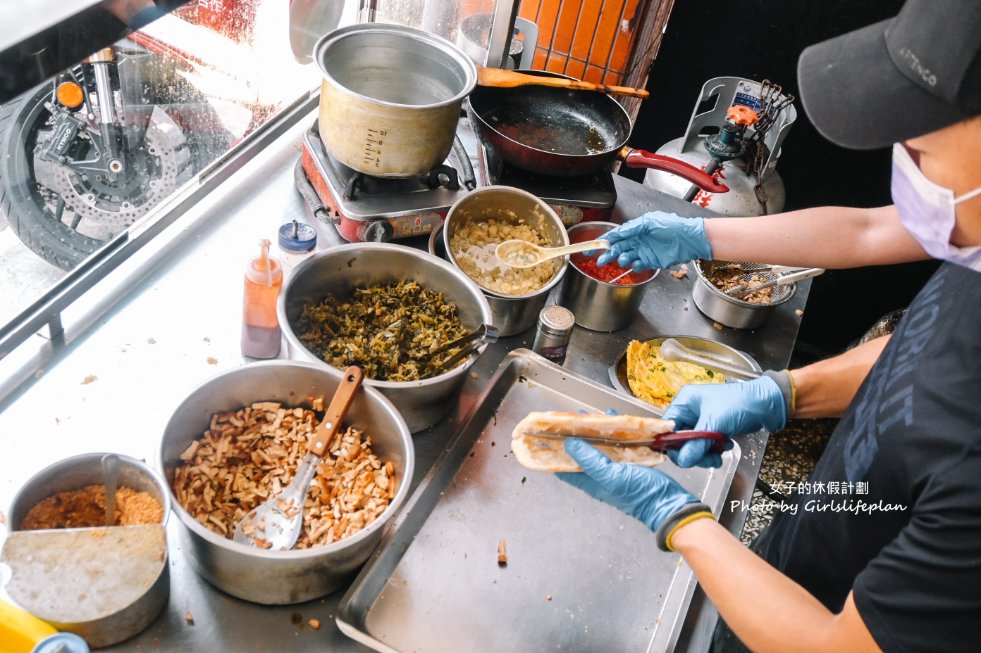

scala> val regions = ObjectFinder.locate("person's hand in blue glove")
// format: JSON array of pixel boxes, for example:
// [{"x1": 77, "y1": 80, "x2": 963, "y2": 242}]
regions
[
  {"x1": 663, "y1": 371, "x2": 794, "y2": 468},
  {"x1": 595, "y1": 211, "x2": 712, "y2": 271},
  {"x1": 557, "y1": 438, "x2": 715, "y2": 551}
]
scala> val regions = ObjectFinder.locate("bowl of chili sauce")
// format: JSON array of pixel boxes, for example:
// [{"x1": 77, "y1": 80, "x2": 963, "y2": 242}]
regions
[{"x1": 557, "y1": 222, "x2": 658, "y2": 331}]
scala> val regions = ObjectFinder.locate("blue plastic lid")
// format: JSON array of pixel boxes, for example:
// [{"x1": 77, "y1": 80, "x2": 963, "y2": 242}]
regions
[
  {"x1": 32, "y1": 633, "x2": 90, "y2": 653},
  {"x1": 278, "y1": 220, "x2": 317, "y2": 253}
]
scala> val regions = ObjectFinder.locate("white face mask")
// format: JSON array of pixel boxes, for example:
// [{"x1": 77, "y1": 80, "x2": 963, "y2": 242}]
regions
[{"x1": 891, "y1": 143, "x2": 981, "y2": 271}]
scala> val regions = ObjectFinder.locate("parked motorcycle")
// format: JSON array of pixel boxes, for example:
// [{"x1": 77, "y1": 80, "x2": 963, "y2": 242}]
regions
[{"x1": 0, "y1": 37, "x2": 229, "y2": 270}]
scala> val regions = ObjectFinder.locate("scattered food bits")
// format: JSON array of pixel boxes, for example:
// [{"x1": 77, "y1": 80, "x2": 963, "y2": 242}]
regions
[
  {"x1": 520, "y1": 476, "x2": 527, "y2": 484},
  {"x1": 34, "y1": 369, "x2": 45, "y2": 378},
  {"x1": 184, "y1": 611, "x2": 195, "y2": 625},
  {"x1": 308, "y1": 618, "x2": 321, "y2": 630},
  {"x1": 795, "y1": 309, "x2": 804, "y2": 317},
  {"x1": 497, "y1": 538, "x2": 508, "y2": 567},
  {"x1": 81, "y1": 374, "x2": 98, "y2": 385},
  {"x1": 546, "y1": 594, "x2": 553, "y2": 601},
  {"x1": 206, "y1": 357, "x2": 218, "y2": 365},
  {"x1": 713, "y1": 322, "x2": 724, "y2": 330},
  {"x1": 469, "y1": 371, "x2": 479, "y2": 380},
  {"x1": 670, "y1": 265, "x2": 689, "y2": 280}
]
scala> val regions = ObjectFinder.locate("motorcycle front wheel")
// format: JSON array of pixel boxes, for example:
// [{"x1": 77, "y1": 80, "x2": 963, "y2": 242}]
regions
[{"x1": 0, "y1": 85, "x2": 106, "y2": 270}]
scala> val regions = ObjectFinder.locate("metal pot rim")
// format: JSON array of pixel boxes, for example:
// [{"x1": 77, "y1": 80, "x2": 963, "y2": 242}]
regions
[
  {"x1": 315, "y1": 23, "x2": 478, "y2": 110},
  {"x1": 692, "y1": 259, "x2": 797, "y2": 308},
  {"x1": 9, "y1": 452, "x2": 172, "y2": 529},
  {"x1": 159, "y1": 360, "x2": 416, "y2": 559},
  {"x1": 566, "y1": 221, "x2": 659, "y2": 287}
]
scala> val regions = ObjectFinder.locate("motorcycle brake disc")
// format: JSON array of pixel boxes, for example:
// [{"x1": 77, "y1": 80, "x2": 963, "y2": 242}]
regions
[{"x1": 45, "y1": 108, "x2": 189, "y2": 231}]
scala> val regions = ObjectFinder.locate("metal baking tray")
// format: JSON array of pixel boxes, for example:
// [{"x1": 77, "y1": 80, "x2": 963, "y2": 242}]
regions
[{"x1": 338, "y1": 349, "x2": 740, "y2": 653}]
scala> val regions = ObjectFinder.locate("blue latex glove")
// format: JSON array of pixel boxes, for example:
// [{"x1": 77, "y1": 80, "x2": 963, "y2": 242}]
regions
[
  {"x1": 595, "y1": 211, "x2": 712, "y2": 271},
  {"x1": 663, "y1": 376, "x2": 788, "y2": 468},
  {"x1": 556, "y1": 438, "x2": 701, "y2": 533}
]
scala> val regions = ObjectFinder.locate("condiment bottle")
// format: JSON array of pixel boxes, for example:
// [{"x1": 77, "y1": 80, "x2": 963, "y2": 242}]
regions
[
  {"x1": 0, "y1": 599, "x2": 57, "y2": 653},
  {"x1": 241, "y1": 239, "x2": 283, "y2": 359},
  {"x1": 532, "y1": 305, "x2": 575, "y2": 365},
  {"x1": 277, "y1": 219, "x2": 317, "y2": 277}
]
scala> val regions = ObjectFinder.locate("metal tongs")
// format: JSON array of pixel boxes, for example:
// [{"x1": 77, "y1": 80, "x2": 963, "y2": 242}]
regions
[
  {"x1": 525, "y1": 430, "x2": 730, "y2": 454},
  {"x1": 424, "y1": 323, "x2": 500, "y2": 373},
  {"x1": 724, "y1": 266, "x2": 825, "y2": 299}
]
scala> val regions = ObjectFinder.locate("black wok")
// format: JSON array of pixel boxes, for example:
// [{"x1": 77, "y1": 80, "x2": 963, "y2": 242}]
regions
[{"x1": 467, "y1": 71, "x2": 728, "y2": 192}]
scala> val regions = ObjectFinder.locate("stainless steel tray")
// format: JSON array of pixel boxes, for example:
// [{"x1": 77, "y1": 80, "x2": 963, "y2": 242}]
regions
[{"x1": 338, "y1": 349, "x2": 740, "y2": 652}]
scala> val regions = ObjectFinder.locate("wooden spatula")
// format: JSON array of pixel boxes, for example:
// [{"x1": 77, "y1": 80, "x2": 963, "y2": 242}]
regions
[{"x1": 477, "y1": 67, "x2": 650, "y2": 99}]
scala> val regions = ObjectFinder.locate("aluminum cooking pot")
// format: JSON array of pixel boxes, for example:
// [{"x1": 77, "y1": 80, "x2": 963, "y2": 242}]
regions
[{"x1": 315, "y1": 23, "x2": 477, "y2": 177}]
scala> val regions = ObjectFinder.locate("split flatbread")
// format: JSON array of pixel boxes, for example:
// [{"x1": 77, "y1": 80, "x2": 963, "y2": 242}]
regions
[{"x1": 511, "y1": 411, "x2": 674, "y2": 473}]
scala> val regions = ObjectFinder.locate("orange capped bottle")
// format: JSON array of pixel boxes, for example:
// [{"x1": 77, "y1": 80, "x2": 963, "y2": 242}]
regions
[{"x1": 241, "y1": 239, "x2": 283, "y2": 358}]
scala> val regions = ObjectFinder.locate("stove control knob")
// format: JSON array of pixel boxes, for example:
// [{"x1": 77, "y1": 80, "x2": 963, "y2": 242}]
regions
[{"x1": 360, "y1": 220, "x2": 394, "y2": 242}]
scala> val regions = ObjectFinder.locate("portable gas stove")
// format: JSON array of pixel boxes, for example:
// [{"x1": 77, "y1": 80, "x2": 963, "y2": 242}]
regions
[
  {"x1": 475, "y1": 140, "x2": 617, "y2": 226},
  {"x1": 298, "y1": 122, "x2": 476, "y2": 242},
  {"x1": 297, "y1": 119, "x2": 618, "y2": 242}
]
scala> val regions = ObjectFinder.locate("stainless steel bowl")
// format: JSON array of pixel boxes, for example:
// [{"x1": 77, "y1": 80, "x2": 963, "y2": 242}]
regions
[
  {"x1": 557, "y1": 221, "x2": 658, "y2": 332},
  {"x1": 443, "y1": 186, "x2": 568, "y2": 336},
  {"x1": 691, "y1": 259, "x2": 796, "y2": 329},
  {"x1": 159, "y1": 361, "x2": 415, "y2": 604},
  {"x1": 6, "y1": 453, "x2": 170, "y2": 647},
  {"x1": 280, "y1": 244, "x2": 493, "y2": 432}
]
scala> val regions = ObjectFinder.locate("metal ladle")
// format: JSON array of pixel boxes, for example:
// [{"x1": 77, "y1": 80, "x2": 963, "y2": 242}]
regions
[
  {"x1": 495, "y1": 239, "x2": 609, "y2": 268},
  {"x1": 101, "y1": 453, "x2": 119, "y2": 526},
  {"x1": 659, "y1": 338, "x2": 761, "y2": 380},
  {"x1": 233, "y1": 366, "x2": 364, "y2": 550}
]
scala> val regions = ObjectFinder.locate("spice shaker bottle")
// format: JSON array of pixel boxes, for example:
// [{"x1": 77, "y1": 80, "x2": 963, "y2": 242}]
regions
[
  {"x1": 241, "y1": 239, "x2": 283, "y2": 359},
  {"x1": 532, "y1": 305, "x2": 575, "y2": 365},
  {"x1": 277, "y1": 219, "x2": 317, "y2": 276}
]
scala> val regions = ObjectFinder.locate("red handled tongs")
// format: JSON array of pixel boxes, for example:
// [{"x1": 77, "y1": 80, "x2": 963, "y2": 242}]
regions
[{"x1": 523, "y1": 430, "x2": 730, "y2": 454}]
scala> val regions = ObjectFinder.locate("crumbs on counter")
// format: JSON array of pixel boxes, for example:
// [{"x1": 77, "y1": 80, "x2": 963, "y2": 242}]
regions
[
  {"x1": 795, "y1": 309, "x2": 804, "y2": 317},
  {"x1": 308, "y1": 618, "x2": 321, "y2": 630},
  {"x1": 184, "y1": 611, "x2": 194, "y2": 626},
  {"x1": 670, "y1": 264, "x2": 689, "y2": 280},
  {"x1": 206, "y1": 357, "x2": 218, "y2": 365},
  {"x1": 81, "y1": 374, "x2": 98, "y2": 385},
  {"x1": 546, "y1": 594, "x2": 553, "y2": 601},
  {"x1": 497, "y1": 538, "x2": 508, "y2": 567},
  {"x1": 713, "y1": 322, "x2": 724, "y2": 330}
]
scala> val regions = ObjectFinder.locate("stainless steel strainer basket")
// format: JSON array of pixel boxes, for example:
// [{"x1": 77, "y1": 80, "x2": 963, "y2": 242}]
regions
[{"x1": 691, "y1": 260, "x2": 796, "y2": 329}]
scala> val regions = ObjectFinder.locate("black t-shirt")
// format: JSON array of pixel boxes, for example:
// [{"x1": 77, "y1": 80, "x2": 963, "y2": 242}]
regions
[{"x1": 755, "y1": 262, "x2": 981, "y2": 653}]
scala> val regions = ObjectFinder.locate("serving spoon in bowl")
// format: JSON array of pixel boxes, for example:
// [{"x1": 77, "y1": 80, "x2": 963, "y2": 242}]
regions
[
  {"x1": 495, "y1": 239, "x2": 609, "y2": 268},
  {"x1": 233, "y1": 366, "x2": 364, "y2": 550}
]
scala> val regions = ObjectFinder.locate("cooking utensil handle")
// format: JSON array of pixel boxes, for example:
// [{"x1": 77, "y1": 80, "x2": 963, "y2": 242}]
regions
[
  {"x1": 477, "y1": 68, "x2": 650, "y2": 98},
  {"x1": 556, "y1": 239, "x2": 610, "y2": 256},
  {"x1": 650, "y1": 431, "x2": 729, "y2": 455},
  {"x1": 307, "y1": 366, "x2": 364, "y2": 457},
  {"x1": 620, "y1": 148, "x2": 729, "y2": 193}
]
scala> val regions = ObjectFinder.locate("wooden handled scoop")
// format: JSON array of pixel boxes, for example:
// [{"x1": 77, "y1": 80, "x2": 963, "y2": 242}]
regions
[
  {"x1": 477, "y1": 67, "x2": 650, "y2": 99},
  {"x1": 233, "y1": 366, "x2": 364, "y2": 550}
]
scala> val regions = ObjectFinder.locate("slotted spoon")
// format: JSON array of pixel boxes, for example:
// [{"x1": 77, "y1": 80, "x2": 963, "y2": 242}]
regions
[{"x1": 233, "y1": 365, "x2": 364, "y2": 550}]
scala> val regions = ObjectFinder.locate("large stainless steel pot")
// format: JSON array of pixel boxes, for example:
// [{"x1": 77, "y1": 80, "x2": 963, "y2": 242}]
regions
[
  {"x1": 315, "y1": 23, "x2": 477, "y2": 177},
  {"x1": 159, "y1": 361, "x2": 415, "y2": 605},
  {"x1": 280, "y1": 244, "x2": 493, "y2": 432}
]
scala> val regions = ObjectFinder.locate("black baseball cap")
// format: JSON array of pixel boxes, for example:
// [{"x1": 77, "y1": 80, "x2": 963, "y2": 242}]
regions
[{"x1": 797, "y1": 0, "x2": 981, "y2": 150}]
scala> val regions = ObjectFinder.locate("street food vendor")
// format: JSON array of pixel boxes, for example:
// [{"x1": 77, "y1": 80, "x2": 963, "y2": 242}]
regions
[{"x1": 561, "y1": 1, "x2": 981, "y2": 651}]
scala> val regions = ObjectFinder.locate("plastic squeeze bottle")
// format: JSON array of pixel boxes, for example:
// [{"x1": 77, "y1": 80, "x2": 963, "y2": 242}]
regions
[{"x1": 241, "y1": 239, "x2": 283, "y2": 358}]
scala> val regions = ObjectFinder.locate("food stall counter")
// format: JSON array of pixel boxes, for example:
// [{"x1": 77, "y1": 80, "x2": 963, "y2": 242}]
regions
[{"x1": 0, "y1": 112, "x2": 807, "y2": 652}]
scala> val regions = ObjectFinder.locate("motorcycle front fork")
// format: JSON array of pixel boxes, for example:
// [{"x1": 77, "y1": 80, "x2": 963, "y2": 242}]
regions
[{"x1": 86, "y1": 47, "x2": 126, "y2": 179}]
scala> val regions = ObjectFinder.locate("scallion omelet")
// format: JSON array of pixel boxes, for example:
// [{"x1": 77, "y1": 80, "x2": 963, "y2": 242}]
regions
[{"x1": 625, "y1": 340, "x2": 726, "y2": 409}]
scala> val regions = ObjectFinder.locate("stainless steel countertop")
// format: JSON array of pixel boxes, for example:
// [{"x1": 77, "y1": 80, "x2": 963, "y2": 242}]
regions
[{"x1": 0, "y1": 111, "x2": 807, "y2": 652}]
